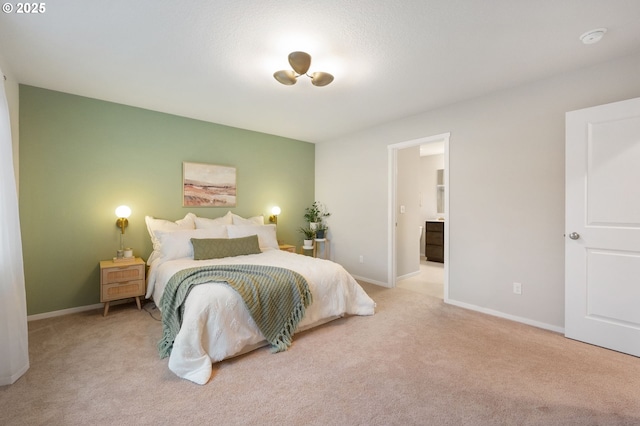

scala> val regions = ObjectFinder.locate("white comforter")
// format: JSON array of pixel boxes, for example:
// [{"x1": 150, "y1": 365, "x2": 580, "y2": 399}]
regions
[{"x1": 148, "y1": 249, "x2": 376, "y2": 384}]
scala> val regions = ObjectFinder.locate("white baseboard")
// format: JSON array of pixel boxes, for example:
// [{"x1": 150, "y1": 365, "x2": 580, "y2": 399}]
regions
[
  {"x1": 396, "y1": 270, "x2": 420, "y2": 281},
  {"x1": 351, "y1": 274, "x2": 391, "y2": 288},
  {"x1": 445, "y1": 298, "x2": 565, "y2": 334},
  {"x1": 27, "y1": 298, "x2": 136, "y2": 322},
  {"x1": 28, "y1": 289, "x2": 564, "y2": 338},
  {"x1": 0, "y1": 362, "x2": 29, "y2": 386}
]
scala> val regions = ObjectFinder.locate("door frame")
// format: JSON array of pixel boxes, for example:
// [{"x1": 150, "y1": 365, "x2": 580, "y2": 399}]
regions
[{"x1": 388, "y1": 132, "x2": 450, "y2": 301}]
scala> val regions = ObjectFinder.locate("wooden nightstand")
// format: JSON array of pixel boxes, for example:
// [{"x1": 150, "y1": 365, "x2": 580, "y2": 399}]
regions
[
  {"x1": 279, "y1": 244, "x2": 296, "y2": 253},
  {"x1": 99, "y1": 257, "x2": 145, "y2": 316}
]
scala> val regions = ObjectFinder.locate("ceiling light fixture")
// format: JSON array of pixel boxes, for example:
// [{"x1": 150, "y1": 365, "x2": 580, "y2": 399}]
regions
[
  {"x1": 580, "y1": 28, "x2": 607, "y2": 45},
  {"x1": 273, "y1": 51, "x2": 334, "y2": 87}
]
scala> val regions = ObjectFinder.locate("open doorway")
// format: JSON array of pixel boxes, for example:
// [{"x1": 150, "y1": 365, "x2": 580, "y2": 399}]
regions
[
  {"x1": 388, "y1": 133, "x2": 450, "y2": 301},
  {"x1": 395, "y1": 261, "x2": 445, "y2": 298}
]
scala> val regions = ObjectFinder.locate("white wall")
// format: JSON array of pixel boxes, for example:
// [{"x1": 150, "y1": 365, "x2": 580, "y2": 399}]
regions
[
  {"x1": 396, "y1": 146, "x2": 420, "y2": 278},
  {"x1": 316, "y1": 52, "x2": 640, "y2": 329}
]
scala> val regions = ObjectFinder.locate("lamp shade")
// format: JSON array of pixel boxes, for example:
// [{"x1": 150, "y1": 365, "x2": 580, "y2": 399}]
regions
[
  {"x1": 115, "y1": 205, "x2": 131, "y2": 218},
  {"x1": 273, "y1": 70, "x2": 297, "y2": 85},
  {"x1": 271, "y1": 206, "x2": 281, "y2": 216},
  {"x1": 311, "y1": 72, "x2": 334, "y2": 87}
]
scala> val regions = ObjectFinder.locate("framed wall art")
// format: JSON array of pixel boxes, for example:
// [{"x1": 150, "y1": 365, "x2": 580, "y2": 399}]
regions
[{"x1": 183, "y1": 162, "x2": 237, "y2": 207}]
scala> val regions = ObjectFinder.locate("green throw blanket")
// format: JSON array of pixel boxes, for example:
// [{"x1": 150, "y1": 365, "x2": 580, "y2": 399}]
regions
[{"x1": 158, "y1": 264, "x2": 313, "y2": 359}]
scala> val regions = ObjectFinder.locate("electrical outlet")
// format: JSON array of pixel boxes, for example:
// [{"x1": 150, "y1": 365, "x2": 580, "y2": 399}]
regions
[
  {"x1": 513, "y1": 282, "x2": 522, "y2": 295},
  {"x1": 359, "y1": 255, "x2": 364, "y2": 263}
]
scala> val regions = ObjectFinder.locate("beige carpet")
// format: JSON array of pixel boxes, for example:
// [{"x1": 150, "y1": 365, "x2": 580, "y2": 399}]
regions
[{"x1": 1, "y1": 282, "x2": 639, "y2": 425}]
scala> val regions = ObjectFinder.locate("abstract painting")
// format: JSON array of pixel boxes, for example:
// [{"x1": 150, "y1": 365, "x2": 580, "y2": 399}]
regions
[{"x1": 183, "y1": 162, "x2": 237, "y2": 207}]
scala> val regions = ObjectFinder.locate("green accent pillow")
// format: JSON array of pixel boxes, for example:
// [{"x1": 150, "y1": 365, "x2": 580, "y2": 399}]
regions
[{"x1": 191, "y1": 235, "x2": 262, "y2": 260}]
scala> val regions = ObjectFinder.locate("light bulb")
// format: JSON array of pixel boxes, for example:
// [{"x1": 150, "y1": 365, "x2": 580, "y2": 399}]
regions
[{"x1": 115, "y1": 205, "x2": 131, "y2": 218}]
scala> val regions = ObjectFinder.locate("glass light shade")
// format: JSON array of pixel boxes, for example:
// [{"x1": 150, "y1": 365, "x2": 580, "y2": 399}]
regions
[
  {"x1": 271, "y1": 206, "x2": 281, "y2": 216},
  {"x1": 273, "y1": 70, "x2": 297, "y2": 85},
  {"x1": 115, "y1": 205, "x2": 131, "y2": 218},
  {"x1": 288, "y1": 51, "x2": 311, "y2": 75},
  {"x1": 311, "y1": 72, "x2": 334, "y2": 87}
]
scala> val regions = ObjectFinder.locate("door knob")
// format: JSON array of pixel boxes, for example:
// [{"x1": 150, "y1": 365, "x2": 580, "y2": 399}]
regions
[{"x1": 568, "y1": 232, "x2": 580, "y2": 240}]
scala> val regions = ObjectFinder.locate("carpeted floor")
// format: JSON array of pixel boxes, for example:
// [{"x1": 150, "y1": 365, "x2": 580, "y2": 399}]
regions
[{"x1": 1, "y1": 282, "x2": 639, "y2": 425}]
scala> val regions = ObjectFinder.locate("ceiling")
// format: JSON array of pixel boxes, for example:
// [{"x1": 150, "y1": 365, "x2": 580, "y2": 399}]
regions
[{"x1": 1, "y1": 1, "x2": 639, "y2": 143}]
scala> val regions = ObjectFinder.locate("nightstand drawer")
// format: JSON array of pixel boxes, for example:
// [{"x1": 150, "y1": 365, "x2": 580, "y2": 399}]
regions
[
  {"x1": 101, "y1": 264, "x2": 144, "y2": 284},
  {"x1": 101, "y1": 279, "x2": 145, "y2": 302}
]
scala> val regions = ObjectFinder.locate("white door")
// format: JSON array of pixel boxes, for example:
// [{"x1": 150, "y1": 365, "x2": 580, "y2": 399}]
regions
[{"x1": 565, "y1": 96, "x2": 640, "y2": 357}]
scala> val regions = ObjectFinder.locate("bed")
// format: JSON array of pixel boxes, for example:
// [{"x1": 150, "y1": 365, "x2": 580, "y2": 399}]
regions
[{"x1": 145, "y1": 212, "x2": 376, "y2": 385}]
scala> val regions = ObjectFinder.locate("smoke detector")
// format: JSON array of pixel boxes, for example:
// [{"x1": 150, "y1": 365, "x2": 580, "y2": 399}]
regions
[{"x1": 580, "y1": 28, "x2": 607, "y2": 45}]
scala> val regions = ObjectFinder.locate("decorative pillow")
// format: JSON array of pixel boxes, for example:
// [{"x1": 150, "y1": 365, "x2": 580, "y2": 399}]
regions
[
  {"x1": 145, "y1": 213, "x2": 196, "y2": 264},
  {"x1": 191, "y1": 235, "x2": 261, "y2": 260},
  {"x1": 195, "y1": 211, "x2": 233, "y2": 228},
  {"x1": 231, "y1": 214, "x2": 265, "y2": 226},
  {"x1": 156, "y1": 226, "x2": 228, "y2": 262},
  {"x1": 227, "y1": 224, "x2": 279, "y2": 251}
]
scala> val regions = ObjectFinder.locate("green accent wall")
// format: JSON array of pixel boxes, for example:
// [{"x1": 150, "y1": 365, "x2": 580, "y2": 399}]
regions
[{"x1": 19, "y1": 85, "x2": 315, "y2": 315}]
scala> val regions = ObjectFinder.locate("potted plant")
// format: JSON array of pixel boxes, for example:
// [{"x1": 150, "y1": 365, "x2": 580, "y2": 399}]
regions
[
  {"x1": 304, "y1": 201, "x2": 331, "y2": 230},
  {"x1": 315, "y1": 223, "x2": 328, "y2": 239},
  {"x1": 298, "y1": 227, "x2": 315, "y2": 248}
]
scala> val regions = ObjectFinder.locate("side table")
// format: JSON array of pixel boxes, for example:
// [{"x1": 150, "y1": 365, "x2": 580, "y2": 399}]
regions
[
  {"x1": 279, "y1": 244, "x2": 296, "y2": 253},
  {"x1": 99, "y1": 257, "x2": 145, "y2": 316},
  {"x1": 313, "y1": 238, "x2": 330, "y2": 259}
]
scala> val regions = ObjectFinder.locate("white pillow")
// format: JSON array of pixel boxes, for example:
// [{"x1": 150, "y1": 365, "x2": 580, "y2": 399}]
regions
[
  {"x1": 195, "y1": 211, "x2": 233, "y2": 228},
  {"x1": 231, "y1": 213, "x2": 264, "y2": 226},
  {"x1": 227, "y1": 224, "x2": 278, "y2": 251},
  {"x1": 156, "y1": 226, "x2": 229, "y2": 263},
  {"x1": 145, "y1": 213, "x2": 196, "y2": 264}
]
